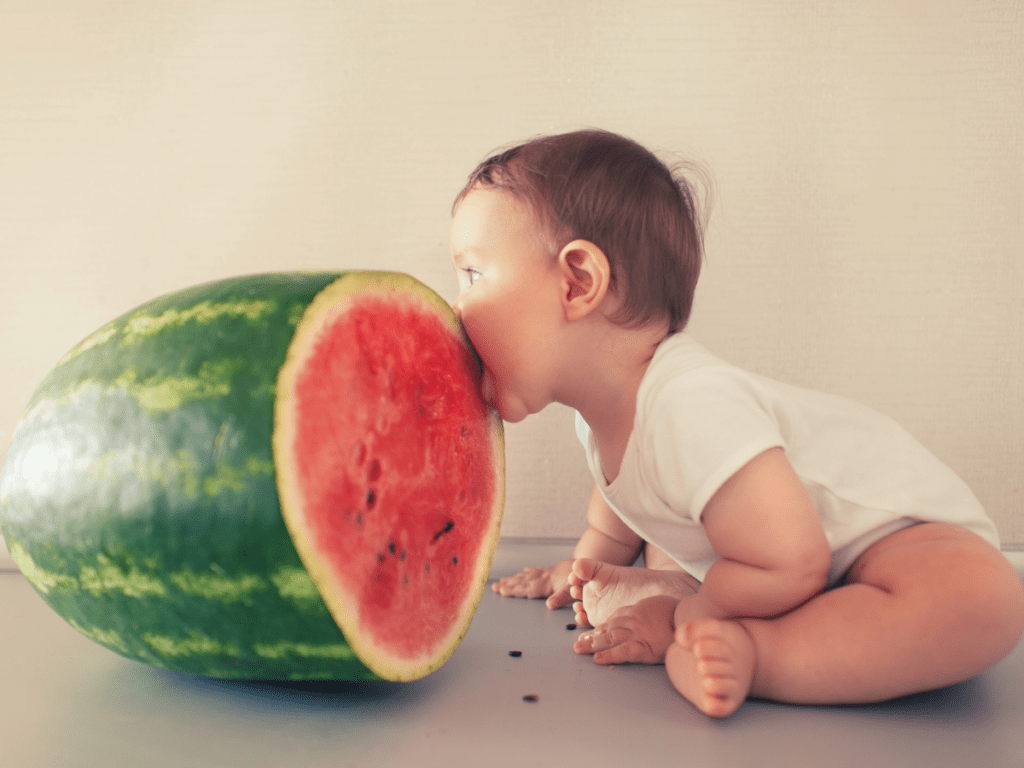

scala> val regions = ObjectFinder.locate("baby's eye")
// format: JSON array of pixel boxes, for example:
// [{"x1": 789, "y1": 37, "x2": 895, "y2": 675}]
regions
[{"x1": 464, "y1": 268, "x2": 481, "y2": 286}]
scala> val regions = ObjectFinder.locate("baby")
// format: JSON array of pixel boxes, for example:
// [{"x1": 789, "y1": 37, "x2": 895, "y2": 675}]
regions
[{"x1": 448, "y1": 128, "x2": 1024, "y2": 717}]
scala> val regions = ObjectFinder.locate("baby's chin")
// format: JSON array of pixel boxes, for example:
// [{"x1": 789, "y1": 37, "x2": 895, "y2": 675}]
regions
[
  {"x1": 492, "y1": 397, "x2": 526, "y2": 424},
  {"x1": 481, "y1": 370, "x2": 544, "y2": 423},
  {"x1": 496, "y1": 406, "x2": 529, "y2": 424},
  {"x1": 492, "y1": 394, "x2": 539, "y2": 425},
  {"x1": 481, "y1": 378, "x2": 521, "y2": 423}
]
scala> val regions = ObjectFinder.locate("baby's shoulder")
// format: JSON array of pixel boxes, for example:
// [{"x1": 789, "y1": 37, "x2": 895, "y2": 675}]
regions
[{"x1": 641, "y1": 336, "x2": 755, "y2": 412}]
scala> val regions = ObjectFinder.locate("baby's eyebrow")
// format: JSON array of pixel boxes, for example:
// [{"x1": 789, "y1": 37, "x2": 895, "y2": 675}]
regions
[{"x1": 450, "y1": 246, "x2": 477, "y2": 265}]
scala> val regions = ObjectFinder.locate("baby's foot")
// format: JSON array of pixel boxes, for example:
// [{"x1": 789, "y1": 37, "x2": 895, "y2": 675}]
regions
[
  {"x1": 666, "y1": 619, "x2": 756, "y2": 718},
  {"x1": 569, "y1": 558, "x2": 698, "y2": 627}
]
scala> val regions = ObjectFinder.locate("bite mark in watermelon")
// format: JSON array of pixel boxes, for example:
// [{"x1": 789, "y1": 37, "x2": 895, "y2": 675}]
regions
[{"x1": 0, "y1": 271, "x2": 504, "y2": 681}]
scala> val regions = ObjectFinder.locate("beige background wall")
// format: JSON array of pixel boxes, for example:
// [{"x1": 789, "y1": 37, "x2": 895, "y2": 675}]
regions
[{"x1": 2, "y1": 0, "x2": 1022, "y2": 570}]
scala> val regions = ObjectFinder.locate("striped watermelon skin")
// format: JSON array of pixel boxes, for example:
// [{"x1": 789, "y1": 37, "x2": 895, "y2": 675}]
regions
[{"x1": 0, "y1": 272, "x2": 500, "y2": 681}]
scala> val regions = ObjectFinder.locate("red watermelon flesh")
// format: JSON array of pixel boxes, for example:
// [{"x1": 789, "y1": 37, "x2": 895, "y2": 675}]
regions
[{"x1": 276, "y1": 273, "x2": 504, "y2": 679}]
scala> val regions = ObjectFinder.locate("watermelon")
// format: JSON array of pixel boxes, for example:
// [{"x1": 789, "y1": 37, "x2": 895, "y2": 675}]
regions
[{"x1": 0, "y1": 271, "x2": 504, "y2": 681}]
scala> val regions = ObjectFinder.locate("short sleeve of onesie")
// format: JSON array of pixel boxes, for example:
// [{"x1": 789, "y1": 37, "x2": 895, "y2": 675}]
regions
[{"x1": 637, "y1": 367, "x2": 786, "y2": 524}]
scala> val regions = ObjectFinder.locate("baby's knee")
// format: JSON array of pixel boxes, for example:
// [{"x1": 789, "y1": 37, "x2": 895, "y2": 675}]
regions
[
  {"x1": 957, "y1": 548, "x2": 1024, "y2": 657},
  {"x1": 990, "y1": 557, "x2": 1024, "y2": 647}
]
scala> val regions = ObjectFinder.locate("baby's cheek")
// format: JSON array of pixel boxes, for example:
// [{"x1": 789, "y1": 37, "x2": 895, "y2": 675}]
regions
[{"x1": 460, "y1": 317, "x2": 499, "y2": 367}]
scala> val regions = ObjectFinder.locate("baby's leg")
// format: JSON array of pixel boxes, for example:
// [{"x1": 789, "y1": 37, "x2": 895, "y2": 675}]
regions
[
  {"x1": 570, "y1": 544, "x2": 701, "y2": 627},
  {"x1": 666, "y1": 523, "x2": 1024, "y2": 716},
  {"x1": 642, "y1": 541, "x2": 682, "y2": 570}
]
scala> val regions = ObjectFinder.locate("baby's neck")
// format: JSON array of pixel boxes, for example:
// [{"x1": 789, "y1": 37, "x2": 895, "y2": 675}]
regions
[{"x1": 566, "y1": 322, "x2": 668, "y2": 483}]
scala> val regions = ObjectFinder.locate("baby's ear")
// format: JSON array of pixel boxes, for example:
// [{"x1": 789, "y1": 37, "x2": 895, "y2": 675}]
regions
[{"x1": 558, "y1": 239, "x2": 610, "y2": 321}]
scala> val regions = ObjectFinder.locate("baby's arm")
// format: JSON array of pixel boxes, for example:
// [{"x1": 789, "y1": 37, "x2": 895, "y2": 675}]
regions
[
  {"x1": 678, "y1": 447, "x2": 831, "y2": 624},
  {"x1": 577, "y1": 447, "x2": 831, "y2": 665},
  {"x1": 492, "y1": 485, "x2": 643, "y2": 609}
]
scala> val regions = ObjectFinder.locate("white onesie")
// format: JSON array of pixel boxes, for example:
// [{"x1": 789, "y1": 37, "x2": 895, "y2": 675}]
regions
[{"x1": 575, "y1": 333, "x2": 999, "y2": 585}]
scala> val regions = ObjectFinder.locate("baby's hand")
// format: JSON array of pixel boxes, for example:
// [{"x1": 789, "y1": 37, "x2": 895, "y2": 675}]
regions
[
  {"x1": 491, "y1": 559, "x2": 574, "y2": 609},
  {"x1": 573, "y1": 595, "x2": 679, "y2": 665}
]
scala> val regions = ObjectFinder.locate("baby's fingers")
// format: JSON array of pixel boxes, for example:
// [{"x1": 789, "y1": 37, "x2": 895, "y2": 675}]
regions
[
  {"x1": 492, "y1": 579, "x2": 534, "y2": 597},
  {"x1": 490, "y1": 576, "x2": 516, "y2": 594},
  {"x1": 492, "y1": 568, "x2": 551, "y2": 599},
  {"x1": 491, "y1": 572, "x2": 528, "y2": 596},
  {"x1": 593, "y1": 639, "x2": 657, "y2": 666},
  {"x1": 574, "y1": 627, "x2": 613, "y2": 655},
  {"x1": 575, "y1": 626, "x2": 661, "y2": 665},
  {"x1": 522, "y1": 579, "x2": 552, "y2": 599},
  {"x1": 545, "y1": 582, "x2": 573, "y2": 610},
  {"x1": 574, "y1": 625, "x2": 630, "y2": 655}
]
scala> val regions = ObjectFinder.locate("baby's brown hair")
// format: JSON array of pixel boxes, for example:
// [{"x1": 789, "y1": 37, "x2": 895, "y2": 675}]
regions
[{"x1": 453, "y1": 129, "x2": 707, "y2": 333}]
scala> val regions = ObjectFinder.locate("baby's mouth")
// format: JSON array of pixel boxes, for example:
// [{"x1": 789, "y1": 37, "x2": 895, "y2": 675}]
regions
[
  {"x1": 454, "y1": 324, "x2": 495, "y2": 411},
  {"x1": 479, "y1": 370, "x2": 499, "y2": 413}
]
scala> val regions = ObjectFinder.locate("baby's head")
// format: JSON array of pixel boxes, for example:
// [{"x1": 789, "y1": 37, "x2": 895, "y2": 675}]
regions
[{"x1": 453, "y1": 129, "x2": 707, "y2": 333}]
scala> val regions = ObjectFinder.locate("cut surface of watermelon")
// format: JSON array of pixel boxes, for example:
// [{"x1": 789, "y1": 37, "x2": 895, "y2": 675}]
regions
[{"x1": 276, "y1": 273, "x2": 503, "y2": 679}]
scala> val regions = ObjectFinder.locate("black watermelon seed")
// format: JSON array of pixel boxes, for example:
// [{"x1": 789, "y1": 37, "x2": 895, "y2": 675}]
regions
[
  {"x1": 388, "y1": 541, "x2": 396, "y2": 555},
  {"x1": 566, "y1": 623, "x2": 577, "y2": 630},
  {"x1": 366, "y1": 489, "x2": 376, "y2": 508},
  {"x1": 432, "y1": 520, "x2": 456, "y2": 542},
  {"x1": 508, "y1": 650, "x2": 522, "y2": 657},
  {"x1": 523, "y1": 695, "x2": 539, "y2": 702},
  {"x1": 376, "y1": 552, "x2": 385, "y2": 563},
  {"x1": 451, "y1": 556, "x2": 458, "y2": 565}
]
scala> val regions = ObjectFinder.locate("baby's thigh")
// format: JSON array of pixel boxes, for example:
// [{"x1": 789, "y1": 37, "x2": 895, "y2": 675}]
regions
[
  {"x1": 845, "y1": 522, "x2": 990, "y2": 585},
  {"x1": 845, "y1": 522, "x2": 1022, "y2": 623}
]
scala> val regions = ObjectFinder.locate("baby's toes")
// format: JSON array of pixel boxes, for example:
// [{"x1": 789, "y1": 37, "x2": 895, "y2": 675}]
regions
[
  {"x1": 699, "y1": 677, "x2": 744, "y2": 717},
  {"x1": 696, "y1": 651, "x2": 737, "y2": 684},
  {"x1": 692, "y1": 636, "x2": 732, "y2": 664},
  {"x1": 571, "y1": 557, "x2": 601, "y2": 582}
]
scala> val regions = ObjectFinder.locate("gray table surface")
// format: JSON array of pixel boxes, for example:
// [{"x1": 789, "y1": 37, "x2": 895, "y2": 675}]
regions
[{"x1": 3, "y1": 541, "x2": 1023, "y2": 768}]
